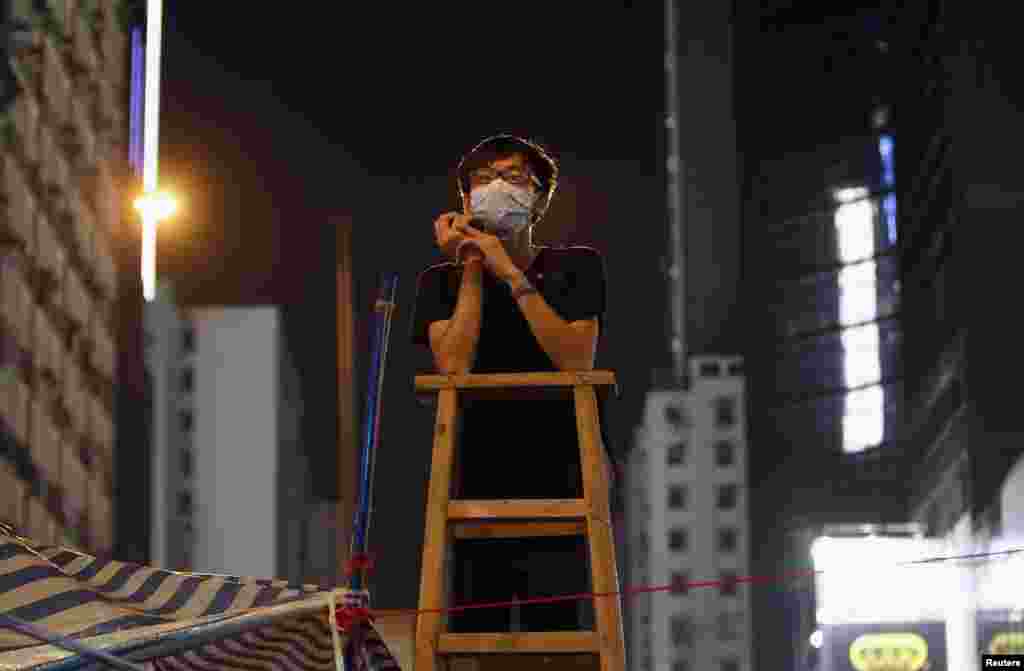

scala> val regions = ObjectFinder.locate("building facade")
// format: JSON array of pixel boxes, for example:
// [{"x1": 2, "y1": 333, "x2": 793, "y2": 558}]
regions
[
  {"x1": 145, "y1": 290, "x2": 333, "y2": 583},
  {"x1": 628, "y1": 356, "x2": 751, "y2": 671},
  {"x1": 1, "y1": 0, "x2": 126, "y2": 553}
]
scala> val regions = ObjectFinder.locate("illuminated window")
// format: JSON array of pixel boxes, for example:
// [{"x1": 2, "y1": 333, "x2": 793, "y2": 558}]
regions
[{"x1": 835, "y1": 187, "x2": 884, "y2": 453}]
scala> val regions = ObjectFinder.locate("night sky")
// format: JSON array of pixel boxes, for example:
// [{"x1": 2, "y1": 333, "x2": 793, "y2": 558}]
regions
[{"x1": 157, "y1": 4, "x2": 669, "y2": 605}]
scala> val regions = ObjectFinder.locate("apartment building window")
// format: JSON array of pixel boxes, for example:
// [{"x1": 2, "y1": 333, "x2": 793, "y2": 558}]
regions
[
  {"x1": 182, "y1": 326, "x2": 195, "y2": 353},
  {"x1": 717, "y1": 484, "x2": 737, "y2": 510},
  {"x1": 636, "y1": 533, "x2": 648, "y2": 568},
  {"x1": 715, "y1": 440, "x2": 735, "y2": 467},
  {"x1": 720, "y1": 659, "x2": 740, "y2": 671},
  {"x1": 177, "y1": 490, "x2": 193, "y2": 516},
  {"x1": 717, "y1": 612, "x2": 742, "y2": 641},
  {"x1": 180, "y1": 367, "x2": 194, "y2": 393},
  {"x1": 670, "y1": 613, "x2": 695, "y2": 647},
  {"x1": 671, "y1": 571, "x2": 690, "y2": 595},
  {"x1": 667, "y1": 441, "x2": 686, "y2": 466},
  {"x1": 700, "y1": 361, "x2": 721, "y2": 377},
  {"x1": 668, "y1": 527, "x2": 688, "y2": 552},
  {"x1": 668, "y1": 485, "x2": 688, "y2": 510},
  {"x1": 718, "y1": 527, "x2": 738, "y2": 553},
  {"x1": 665, "y1": 403, "x2": 689, "y2": 428},
  {"x1": 179, "y1": 409, "x2": 193, "y2": 432},
  {"x1": 714, "y1": 397, "x2": 736, "y2": 428},
  {"x1": 727, "y1": 362, "x2": 744, "y2": 376},
  {"x1": 180, "y1": 448, "x2": 193, "y2": 479},
  {"x1": 672, "y1": 661, "x2": 691, "y2": 671},
  {"x1": 720, "y1": 572, "x2": 738, "y2": 597}
]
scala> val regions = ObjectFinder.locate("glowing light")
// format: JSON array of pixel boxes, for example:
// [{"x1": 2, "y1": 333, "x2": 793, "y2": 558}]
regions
[
  {"x1": 879, "y1": 134, "x2": 898, "y2": 245},
  {"x1": 134, "y1": 191, "x2": 178, "y2": 220},
  {"x1": 810, "y1": 630, "x2": 824, "y2": 649},
  {"x1": 134, "y1": 190, "x2": 177, "y2": 302},
  {"x1": 834, "y1": 186, "x2": 869, "y2": 204},
  {"x1": 811, "y1": 536, "x2": 950, "y2": 624},
  {"x1": 835, "y1": 188, "x2": 883, "y2": 453},
  {"x1": 143, "y1": 0, "x2": 163, "y2": 194},
  {"x1": 141, "y1": 0, "x2": 165, "y2": 302}
]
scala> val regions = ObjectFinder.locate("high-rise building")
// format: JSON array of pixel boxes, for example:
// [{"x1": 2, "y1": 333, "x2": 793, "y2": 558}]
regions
[
  {"x1": 1, "y1": 1, "x2": 126, "y2": 553},
  {"x1": 628, "y1": 356, "x2": 751, "y2": 671},
  {"x1": 144, "y1": 289, "x2": 332, "y2": 583},
  {"x1": 625, "y1": 3, "x2": 749, "y2": 670}
]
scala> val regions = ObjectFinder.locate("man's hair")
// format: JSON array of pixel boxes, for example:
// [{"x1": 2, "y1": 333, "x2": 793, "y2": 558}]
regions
[
  {"x1": 456, "y1": 135, "x2": 559, "y2": 225},
  {"x1": 459, "y1": 138, "x2": 546, "y2": 194}
]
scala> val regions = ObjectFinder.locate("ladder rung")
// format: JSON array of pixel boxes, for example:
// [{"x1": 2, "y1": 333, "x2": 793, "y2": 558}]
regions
[
  {"x1": 452, "y1": 520, "x2": 586, "y2": 540},
  {"x1": 438, "y1": 632, "x2": 599, "y2": 654},
  {"x1": 414, "y1": 370, "x2": 619, "y2": 402},
  {"x1": 448, "y1": 499, "x2": 587, "y2": 520}
]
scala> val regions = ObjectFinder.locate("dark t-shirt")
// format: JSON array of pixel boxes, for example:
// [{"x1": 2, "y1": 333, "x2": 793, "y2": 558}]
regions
[{"x1": 410, "y1": 245, "x2": 614, "y2": 499}]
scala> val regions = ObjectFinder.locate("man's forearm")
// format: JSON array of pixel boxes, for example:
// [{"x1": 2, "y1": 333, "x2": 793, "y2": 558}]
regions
[
  {"x1": 438, "y1": 261, "x2": 484, "y2": 374},
  {"x1": 508, "y1": 273, "x2": 594, "y2": 370}
]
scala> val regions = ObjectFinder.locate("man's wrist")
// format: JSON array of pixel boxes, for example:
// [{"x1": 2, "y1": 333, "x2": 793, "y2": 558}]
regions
[
  {"x1": 504, "y1": 270, "x2": 527, "y2": 289},
  {"x1": 507, "y1": 273, "x2": 538, "y2": 301}
]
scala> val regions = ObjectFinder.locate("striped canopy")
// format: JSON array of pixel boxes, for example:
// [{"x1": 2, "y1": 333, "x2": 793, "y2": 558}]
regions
[{"x1": 0, "y1": 525, "x2": 403, "y2": 670}]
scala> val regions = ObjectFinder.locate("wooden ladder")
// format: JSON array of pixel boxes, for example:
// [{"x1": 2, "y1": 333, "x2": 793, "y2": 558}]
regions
[{"x1": 413, "y1": 371, "x2": 625, "y2": 671}]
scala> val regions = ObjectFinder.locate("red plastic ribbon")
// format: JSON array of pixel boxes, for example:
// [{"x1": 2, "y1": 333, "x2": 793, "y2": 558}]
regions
[
  {"x1": 345, "y1": 552, "x2": 375, "y2": 576},
  {"x1": 334, "y1": 605, "x2": 375, "y2": 633}
]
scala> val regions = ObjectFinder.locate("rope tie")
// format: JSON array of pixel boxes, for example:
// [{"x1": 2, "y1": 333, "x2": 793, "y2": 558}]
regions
[{"x1": 333, "y1": 589, "x2": 374, "y2": 633}]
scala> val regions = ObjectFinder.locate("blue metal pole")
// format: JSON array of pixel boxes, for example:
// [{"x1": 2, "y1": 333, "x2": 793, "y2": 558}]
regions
[{"x1": 349, "y1": 272, "x2": 399, "y2": 593}]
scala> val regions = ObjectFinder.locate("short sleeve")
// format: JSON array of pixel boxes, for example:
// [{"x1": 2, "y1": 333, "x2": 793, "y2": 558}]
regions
[
  {"x1": 410, "y1": 265, "x2": 457, "y2": 347},
  {"x1": 558, "y1": 248, "x2": 606, "y2": 325}
]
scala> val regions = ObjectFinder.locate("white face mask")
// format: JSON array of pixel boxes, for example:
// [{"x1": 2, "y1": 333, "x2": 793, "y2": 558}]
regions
[{"x1": 469, "y1": 180, "x2": 537, "y2": 238}]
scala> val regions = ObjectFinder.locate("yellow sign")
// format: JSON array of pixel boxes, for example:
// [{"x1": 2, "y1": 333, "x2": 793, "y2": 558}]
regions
[
  {"x1": 989, "y1": 632, "x2": 1024, "y2": 655},
  {"x1": 849, "y1": 632, "x2": 929, "y2": 671}
]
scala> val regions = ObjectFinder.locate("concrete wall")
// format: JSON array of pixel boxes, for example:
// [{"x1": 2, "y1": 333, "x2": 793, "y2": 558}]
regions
[{"x1": 192, "y1": 308, "x2": 279, "y2": 579}]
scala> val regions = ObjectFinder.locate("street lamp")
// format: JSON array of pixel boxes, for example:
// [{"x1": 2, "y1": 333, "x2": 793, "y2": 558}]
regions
[
  {"x1": 137, "y1": 0, "x2": 166, "y2": 302},
  {"x1": 134, "y1": 190, "x2": 178, "y2": 301}
]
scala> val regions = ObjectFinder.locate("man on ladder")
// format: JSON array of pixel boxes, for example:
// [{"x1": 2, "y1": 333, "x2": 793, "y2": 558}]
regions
[{"x1": 410, "y1": 135, "x2": 618, "y2": 639}]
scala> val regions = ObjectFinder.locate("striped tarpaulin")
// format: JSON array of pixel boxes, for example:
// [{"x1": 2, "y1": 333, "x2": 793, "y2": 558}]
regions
[{"x1": 0, "y1": 524, "x2": 402, "y2": 670}]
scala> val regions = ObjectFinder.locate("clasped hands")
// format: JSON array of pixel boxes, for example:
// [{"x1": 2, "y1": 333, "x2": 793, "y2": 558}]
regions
[{"x1": 433, "y1": 212, "x2": 521, "y2": 283}]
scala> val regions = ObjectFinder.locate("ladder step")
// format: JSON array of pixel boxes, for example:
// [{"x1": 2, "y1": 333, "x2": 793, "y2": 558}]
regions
[
  {"x1": 452, "y1": 520, "x2": 586, "y2": 540},
  {"x1": 448, "y1": 499, "x2": 587, "y2": 520},
  {"x1": 414, "y1": 370, "x2": 618, "y2": 402},
  {"x1": 438, "y1": 632, "x2": 599, "y2": 654}
]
